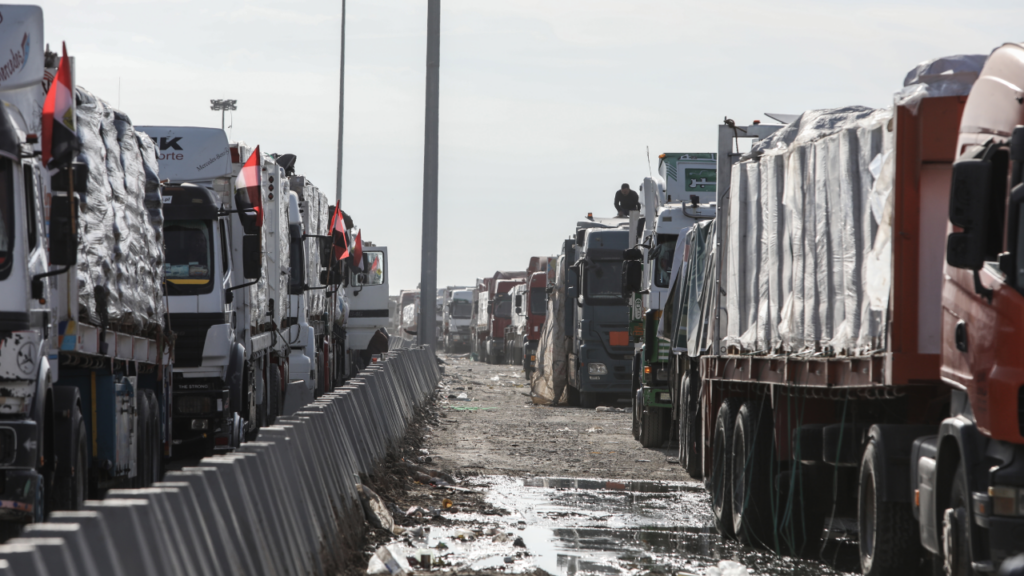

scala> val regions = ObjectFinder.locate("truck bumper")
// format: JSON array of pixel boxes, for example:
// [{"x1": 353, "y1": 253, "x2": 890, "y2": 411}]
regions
[
  {"x1": 642, "y1": 385, "x2": 672, "y2": 409},
  {"x1": 0, "y1": 469, "x2": 42, "y2": 522},
  {"x1": 578, "y1": 346, "x2": 631, "y2": 395},
  {"x1": 170, "y1": 379, "x2": 230, "y2": 456}
]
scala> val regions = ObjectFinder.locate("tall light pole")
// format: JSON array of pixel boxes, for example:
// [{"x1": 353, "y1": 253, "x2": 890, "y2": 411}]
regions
[
  {"x1": 335, "y1": 0, "x2": 346, "y2": 209},
  {"x1": 210, "y1": 99, "x2": 237, "y2": 130},
  {"x1": 418, "y1": 0, "x2": 440, "y2": 349}
]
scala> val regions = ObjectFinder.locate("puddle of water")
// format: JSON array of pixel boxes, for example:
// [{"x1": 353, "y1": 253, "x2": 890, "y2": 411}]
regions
[{"x1": 432, "y1": 476, "x2": 859, "y2": 576}]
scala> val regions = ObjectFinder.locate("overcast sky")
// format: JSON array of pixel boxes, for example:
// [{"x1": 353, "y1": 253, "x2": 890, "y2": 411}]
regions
[{"x1": 40, "y1": 0, "x2": 1024, "y2": 294}]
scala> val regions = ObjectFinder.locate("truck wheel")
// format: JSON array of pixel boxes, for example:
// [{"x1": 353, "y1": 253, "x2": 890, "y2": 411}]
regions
[
  {"x1": 942, "y1": 463, "x2": 972, "y2": 576},
  {"x1": 679, "y1": 373, "x2": 702, "y2": 479},
  {"x1": 53, "y1": 408, "x2": 88, "y2": 510},
  {"x1": 267, "y1": 364, "x2": 282, "y2": 426},
  {"x1": 638, "y1": 402, "x2": 665, "y2": 448},
  {"x1": 135, "y1": 392, "x2": 152, "y2": 487},
  {"x1": 632, "y1": 389, "x2": 642, "y2": 440},
  {"x1": 858, "y1": 438, "x2": 922, "y2": 576},
  {"x1": 712, "y1": 398, "x2": 737, "y2": 538},
  {"x1": 731, "y1": 398, "x2": 774, "y2": 546},
  {"x1": 148, "y1": 392, "x2": 162, "y2": 485}
]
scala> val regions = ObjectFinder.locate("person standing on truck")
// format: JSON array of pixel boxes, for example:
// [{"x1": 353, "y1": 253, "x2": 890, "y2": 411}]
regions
[{"x1": 614, "y1": 183, "x2": 640, "y2": 217}]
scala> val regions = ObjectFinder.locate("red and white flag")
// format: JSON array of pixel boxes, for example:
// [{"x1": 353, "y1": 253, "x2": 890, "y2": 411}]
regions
[
  {"x1": 41, "y1": 42, "x2": 77, "y2": 168},
  {"x1": 330, "y1": 206, "x2": 349, "y2": 261},
  {"x1": 235, "y1": 146, "x2": 263, "y2": 227},
  {"x1": 352, "y1": 230, "x2": 363, "y2": 270}
]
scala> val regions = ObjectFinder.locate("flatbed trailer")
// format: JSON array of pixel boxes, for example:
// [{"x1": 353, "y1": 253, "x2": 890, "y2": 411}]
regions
[{"x1": 667, "y1": 50, "x2": 1024, "y2": 573}]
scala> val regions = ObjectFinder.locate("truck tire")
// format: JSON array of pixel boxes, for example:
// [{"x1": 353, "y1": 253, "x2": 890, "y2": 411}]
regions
[
  {"x1": 942, "y1": 463, "x2": 973, "y2": 576},
  {"x1": 632, "y1": 389, "x2": 642, "y2": 440},
  {"x1": 731, "y1": 398, "x2": 774, "y2": 546},
  {"x1": 567, "y1": 384, "x2": 581, "y2": 407},
  {"x1": 134, "y1": 392, "x2": 151, "y2": 488},
  {"x1": 145, "y1": 390, "x2": 162, "y2": 485},
  {"x1": 858, "y1": 438, "x2": 922, "y2": 576},
  {"x1": 679, "y1": 372, "x2": 702, "y2": 479},
  {"x1": 638, "y1": 403, "x2": 665, "y2": 448},
  {"x1": 712, "y1": 398, "x2": 737, "y2": 538},
  {"x1": 267, "y1": 363, "x2": 282, "y2": 426},
  {"x1": 53, "y1": 407, "x2": 87, "y2": 511}
]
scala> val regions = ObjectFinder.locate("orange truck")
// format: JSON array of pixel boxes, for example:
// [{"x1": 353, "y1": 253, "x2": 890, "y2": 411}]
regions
[{"x1": 667, "y1": 46, "x2": 1024, "y2": 574}]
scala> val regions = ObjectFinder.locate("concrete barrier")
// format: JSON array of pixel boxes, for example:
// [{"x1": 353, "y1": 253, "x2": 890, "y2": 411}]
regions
[{"x1": 9, "y1": 346, "x2": 441, "y2": 576}]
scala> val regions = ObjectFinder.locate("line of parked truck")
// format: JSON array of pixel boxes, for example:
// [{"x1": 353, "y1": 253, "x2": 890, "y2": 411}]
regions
[
  {"x1": 0, "y1": 5, "x2": 391, "y2": 533},
  {"x1": 427, "y1": 45, "x2": 1024, "y2": 575}
]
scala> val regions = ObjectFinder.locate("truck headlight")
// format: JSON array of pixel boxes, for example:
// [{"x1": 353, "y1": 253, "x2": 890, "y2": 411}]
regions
[
  {"x1": 989, "y1": 486, "x2": 1024, "y2": 516},
  {"x1": 656, "y1": 368, "x2": 668, "y2": 381},
  {"x1": 191, "y1": 419, "x2": 209, "y2": 431},
  {"x1": 588, "y1": 363, "x2": 607, "y2": 376}
]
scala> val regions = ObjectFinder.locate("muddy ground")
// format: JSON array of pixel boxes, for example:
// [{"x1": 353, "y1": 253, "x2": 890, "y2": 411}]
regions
[{"x1": 355, "y1": 355, "x2": 858, "y2": 576}]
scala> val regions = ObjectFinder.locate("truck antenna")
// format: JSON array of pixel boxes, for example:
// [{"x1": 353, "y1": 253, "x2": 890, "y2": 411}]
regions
[{"x1": 646, "y1": 146, "x2": 652, "y2": 178}]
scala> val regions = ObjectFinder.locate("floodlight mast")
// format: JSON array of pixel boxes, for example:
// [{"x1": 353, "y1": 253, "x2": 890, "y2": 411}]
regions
[{"x1": 210, "y1": 99, "x2": 238, "y2": 130}]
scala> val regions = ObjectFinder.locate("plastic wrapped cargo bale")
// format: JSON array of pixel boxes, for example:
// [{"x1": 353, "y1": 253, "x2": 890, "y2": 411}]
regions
[
  {"x1": 724, "y1": 106, "x2": 894, "y2": 355},
  {"x1": 531, "y1": 254, "x2": 568, "y2": 405},
  {"x1": 72, "y1": 88, "x2": 165, "y2": 333},
  {"x1": 896, "y1": 54, "x2": 986, "y2": 115}
]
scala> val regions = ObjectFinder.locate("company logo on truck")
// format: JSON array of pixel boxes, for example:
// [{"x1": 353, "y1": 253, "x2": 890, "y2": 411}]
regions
[
  {"x1": 159, "y1": 136, "x2": 184, "y2": 160},
  {"x1": 0, "y1": 33, "x2": 29, "y2": 88}
]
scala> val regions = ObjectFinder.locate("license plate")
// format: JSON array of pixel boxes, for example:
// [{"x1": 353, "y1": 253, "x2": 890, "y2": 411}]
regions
[{"x1": 609, "y1": 331, "x2": 629, "y2": 346}]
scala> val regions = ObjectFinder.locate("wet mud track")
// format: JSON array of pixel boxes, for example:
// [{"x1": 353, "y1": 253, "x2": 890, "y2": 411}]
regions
[{"x1": 365, "y1": 356, "x2": 858, "y2": 575}]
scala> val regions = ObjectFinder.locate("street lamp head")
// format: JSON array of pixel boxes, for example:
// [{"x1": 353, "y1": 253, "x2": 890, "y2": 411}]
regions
[{"x1": 210, "y1": 99, "x2": 238, "y2": 111}]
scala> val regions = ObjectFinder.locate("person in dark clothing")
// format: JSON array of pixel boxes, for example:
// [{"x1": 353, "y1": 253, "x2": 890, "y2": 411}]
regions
[{"x1": 614, "y1": 183, "x2": 640, "y2": 217}]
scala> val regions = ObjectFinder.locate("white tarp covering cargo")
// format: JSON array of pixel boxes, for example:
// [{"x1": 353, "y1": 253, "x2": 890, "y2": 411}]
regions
[
  {"x1": 719, "y1": 54, "x2": 984, "y2": 355},
  {"x1": 75, "y1": 87, "x2": 165, "y2": 332},
  {"x1": 530, "y1": 255, "x2": 568, "y2": 405}
]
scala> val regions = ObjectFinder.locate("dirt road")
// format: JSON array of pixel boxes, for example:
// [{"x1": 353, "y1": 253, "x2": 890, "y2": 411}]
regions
[
  {"x1": 427, "y1": 354, "x2": 680, "y2": 480},
  {"x1": 359, "y1": 355, "x2": 856, "y2": 576}
]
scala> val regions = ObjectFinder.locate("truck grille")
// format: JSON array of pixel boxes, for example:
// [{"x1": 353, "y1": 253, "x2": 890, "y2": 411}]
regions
[{"x1": 169, "y1": 313, "x2": 227, "y2": 368}]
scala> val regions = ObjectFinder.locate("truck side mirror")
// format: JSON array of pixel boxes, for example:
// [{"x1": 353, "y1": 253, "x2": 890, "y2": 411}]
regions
[
  {"x1": 623, "y1": 248, "x2": 643, "y2": 261},
  {"x1": 622, "y1": 260, "x2": 643, "y2": 294},
  {"x1": 235, "y1": 190, "x2": 262, "y2": 235},
  {"x1": 946, "y1": 158, "x2": 992, "y2": 271},
  {"x1": 575, "y1": 229, "x2": 585, "y2": 246},
  {"x1": 515, "y1": 294, "x2": 523, "y2": 307},
  {"x1": 515, "y1": 306, "x2": 522, "y2": 315},
  {"x1": 49, "y1": 194, "x2": 78, "y2": 266},
  {"x1": 318, "y1": 237, "x2": 332, "y2": 268},
  {"x1": 242, "y1": 234, "x2": 262, "y2": 280},
  {"x1": 50, "y1": 162, "x2": 89, "y2": 197}
]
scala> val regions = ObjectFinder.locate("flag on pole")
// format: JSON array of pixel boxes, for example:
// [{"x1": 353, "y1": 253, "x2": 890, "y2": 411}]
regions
[
  {"x1": 235, "y1": 146, "x2": 263, "y2": 227},
  {"x1": 330, "y1": 207, "x2": 349, "y2": 261},
  {"x1": 352, "y1": 230, "x2": 363, "y2": 270},
  {"x1": 41, "y1": 42, "x2": 78, "y2": 168}
]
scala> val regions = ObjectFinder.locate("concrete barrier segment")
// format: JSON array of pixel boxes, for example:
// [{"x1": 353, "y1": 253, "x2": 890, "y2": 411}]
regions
[
  {"x1": 153, "y1": 481, "x2": 227, "y2": 576},
  {"x1": 168, "y1": 468, "x2": 252, "y2": 575},
  {"x1": 200, "y1": 455, "x2": 280, "y2": 576},
  {"x1": 105, "y1": 488, "x2": 198, "y2": 576},
  {"x1": 47, "y1": 510, "x2": 127, "y2": 576},
  {"x1": 83, "y1": 499, "x2": 165, "y2": 576},
  {"x1": 294, "y1": 408, "x2": 345, "y2": 510},
  {"x1": 313, "y1": 397, "x2": 361, "y2": 505},
  {"x1": 21, "y1": 523, "x2": 101, "y2": 576},
  {"x1": 276, "y1": 418, "x2": 336, "y2": 550},
  {"x1": 331, "y1": 390, "x2": 373, "y2": 473},
  {"x1": 0, "y1": 543, "x2": 50, "y2": 576},
  {"x1": 341, "y1": 382, "x2": 386, "y2": 462},
  {"x1": 238, "y1": 442, "x2": 306, "y2": 576},
  {"x1": 224, "y1": 452, "x2": 293, "y2": 576},
  {"x1": 255, "y1": 426, "x2": 325, "y2": 576},
  {"x1": 6, "y1": 537, "x2": 79, "y2": 576}
]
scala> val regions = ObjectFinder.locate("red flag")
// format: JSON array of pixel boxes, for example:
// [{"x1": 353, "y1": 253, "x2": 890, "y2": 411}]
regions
[
  {"x1": 353, "y1": 230, "x2": 363, "y2": 270},
  {"x1": 235, "y1": 146, "x2": 263, "y2": 227},
  {"x1": 41, "y1": 43, "x2": 77, "y2": 168},
  {"x1": 330, "y1": 207, "x2": 349, "y2": 260}
]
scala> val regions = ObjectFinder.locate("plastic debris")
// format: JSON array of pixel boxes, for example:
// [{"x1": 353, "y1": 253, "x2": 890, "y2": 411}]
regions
[
  {"x1": 442, "y1": 498, "x2": 453, "y2": 509},
  {"x1": 456, "y1": 393, "x2": 469, "y2": 400},
  {"x1": 367, "y1": 544, "x2": 412, "y2": 576},
  {"x1": 454, "y1": 528, "x2": 476, "y2": 541},
  {"x1": 595, "y1": 406, "x2": 613, "y2": 412},
  {"x1": 706, "y1": 560, "x2": 750, "y2": 576}
]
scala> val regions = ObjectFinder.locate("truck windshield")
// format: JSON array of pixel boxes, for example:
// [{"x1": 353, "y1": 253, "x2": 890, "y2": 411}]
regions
[
  {"x1": 651, "y1": 238, "x2": 676, "y2": 288},
  {"x1": 494, "y1": 296, "x2": 512, "y2": 318},
  {"x1": 529, "y1": 287, "x2": 546, "y2": 315},
  {"x1": 0, "y1": 159, "x2": 13, "y2": 280},
  {"x1": 164, "y1": 220, "x2": 213, "y2": 294},
  {"x1": 352, "y1": 251, "x2": 385, "y2": 286},
  {"x1": 584, "y1": 261, "x2": 624, "y2": 301},
  {"x1": 451, "y1": 300, "x2": 472, "y2": 319}
]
